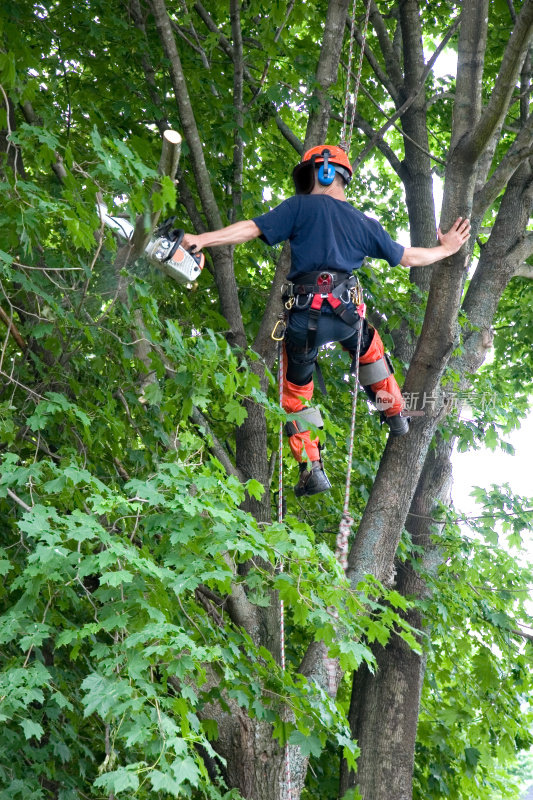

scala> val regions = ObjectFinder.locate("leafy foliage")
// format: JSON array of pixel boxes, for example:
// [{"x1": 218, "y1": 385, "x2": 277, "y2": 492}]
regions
[
  {"x1": 1, "y1": 0, "x2": 532, "y2": 798},
  {"x1": 413, "y1": 489, "x2": 533, "y2": 800}
]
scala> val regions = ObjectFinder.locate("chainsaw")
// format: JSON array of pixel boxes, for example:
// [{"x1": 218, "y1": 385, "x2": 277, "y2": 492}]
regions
[{"x1": 98, "y1": 204, "x2": 205, "y2": 286}]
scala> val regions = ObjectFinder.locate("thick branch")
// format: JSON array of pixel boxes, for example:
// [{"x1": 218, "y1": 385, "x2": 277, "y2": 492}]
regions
[
  {"x1": 514, "y1": 255, "x2": 533, "y2": 278},
  {"x1": 350, "y1": 17, "x2": 399, "y2": 104},
  {"x1": 351, "y1": 16, "x2": 460, "y2": 173},
  {"x1": 304, "y1": 0, "x2": 351, "y2": 148},
  {"x1": 368, "y1": 0, "x2": 403, "y2": 92},
  {"x1": 331, "y1": 107, "x2": 404, "y2": 177},
  {"x1": 462, "y1": 164, "x2": 533, "y2": 370},
  {"x1": 275, "y1": 115, "x2": 303, "y2": 155},
  {"x1": 465, "y1": 0, "x2": 533, "y2": 161},
  {"x1": 230, "y1": 0, "x2": 244, "y2": 220},
  {"x1": 113, "y1": 129, "x2": 182, "y2": 300},
  {"x1": 129, "y1": 129, "x2": 182, "y2": 260},
  {"x1": 20, "y1": 100, "x2": 66, "y2": 182},
  {"x1": 145, "y1": 0, "x2": 247, "y2": 347},
  {"x1": 150, "y1": 0, "x2": 223, "y2": 230},
  {"x1": 473, "y1": 112, "x2": 533, "y2": 217},
  {"x1": 252, "y1": 244, "x2": 291, "y2": 363},
  {"x1": 450, "y1": 0, "x2": 488, "y2": 150}
]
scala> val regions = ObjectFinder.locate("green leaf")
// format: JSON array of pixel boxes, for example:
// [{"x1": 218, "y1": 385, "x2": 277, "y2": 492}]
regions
[
  {"x1": 149, "y1": 770, "x2": 182, "y2": 795},
  {"x1": 20, "y1": 719, "x2": 44, "y2": 741},
  {"x1": 464, "y1": 746, "x2": 481, "y2": 767},
  {"x1": 100, "y1": 570, "x2": 135, "y2": 587},
  {"x1": 288, "y1": 730, "x2": 323, "y2": 758},
  {"x1": 246, "y1": 479, "x2": 265, "y2": 500},
  {"x1": 94, "y1": 767, "x2": 140, "y2": 793},
  {"x1": 225, "y1": 399, "x2": 248, "y2": 426},
  {"x1": 172, "y1": 756, "x2": 200, "y2": 787}
]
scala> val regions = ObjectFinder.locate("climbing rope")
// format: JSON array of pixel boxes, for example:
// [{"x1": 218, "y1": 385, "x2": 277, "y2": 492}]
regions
[
  {"x1": 325, "y1": 282, "x2": 365, "y2": 695},
  {"x1": 340, "y1": 0, "x2": 372, "y2": 154},
  {"x1": 335, "y1": 284, "x2": 365, "y2": 570},
  {"x1": 277, "y1": 337, "x2": 293, "y2": 800}
]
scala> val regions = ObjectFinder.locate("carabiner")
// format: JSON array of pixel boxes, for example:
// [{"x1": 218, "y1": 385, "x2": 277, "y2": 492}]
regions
[{"x1": 271, "y1": 318, "x2": 286, "y2": 341}]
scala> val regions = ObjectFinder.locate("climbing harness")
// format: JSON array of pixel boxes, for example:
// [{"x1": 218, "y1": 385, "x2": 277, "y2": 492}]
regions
[
  {"x1": 340, "y1": 0, "x2": 372, "y2": 154},
  {"x1": 282, "y1": 270, "x2": 362, "y2": 351}
]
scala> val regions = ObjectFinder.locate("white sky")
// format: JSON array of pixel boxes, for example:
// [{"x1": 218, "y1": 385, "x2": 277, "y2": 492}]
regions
[{"x1": 452, "y1": 413, "x2": 533, "y2": 515}]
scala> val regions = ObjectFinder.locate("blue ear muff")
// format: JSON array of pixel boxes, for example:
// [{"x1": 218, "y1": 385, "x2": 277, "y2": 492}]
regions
[
  {"x1": 318, "y1": 162, "x2": 335, "y2": 186},
  {"x1": 317, "y1": 149, "x2": 334, "y2": 186}
]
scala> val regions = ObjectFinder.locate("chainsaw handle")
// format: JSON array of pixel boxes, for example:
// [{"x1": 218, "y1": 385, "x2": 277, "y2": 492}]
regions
[
  {"x1": 173, "y1": 229, "x2": 200, "y2": 256},
  {"x1": 155, "y1": 218, "x2": 189, "y2": 249},
  {"x1": 171, "y1": 228, "x2": 185, "y2": 247}
]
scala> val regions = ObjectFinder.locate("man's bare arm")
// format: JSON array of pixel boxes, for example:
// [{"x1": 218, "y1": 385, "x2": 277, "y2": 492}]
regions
[{"x1": 182, "y1": 220, "x2": 262, "y2": 252}]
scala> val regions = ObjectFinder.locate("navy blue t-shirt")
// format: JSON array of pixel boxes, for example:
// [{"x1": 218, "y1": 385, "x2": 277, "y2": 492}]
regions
[{"x1": 253, "y1": 194, "x2": 404, "y2": 280}]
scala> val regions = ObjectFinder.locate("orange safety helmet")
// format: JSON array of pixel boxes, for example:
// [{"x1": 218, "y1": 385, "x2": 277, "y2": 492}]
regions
[{"x1": 292, "y1": 145, "x2": 353, "y2": 195}]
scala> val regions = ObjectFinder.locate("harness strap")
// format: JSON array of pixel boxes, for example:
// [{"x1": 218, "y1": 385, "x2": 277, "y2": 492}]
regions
[
  {"x1": 306, "y1": 290, "x2": 361, "y2": 347},
  {"x1": 306, "y1": 293, "x2": 324, "y2": 350},
  {"x1": 285, "y1": 406, "x2": 324, "y2": 437},
  {"x1": 314, "y1": 360, "x2": 328, "y2": 396},
  {"x1": 288, "y1": 272, "x2": 355, "y2": 296}
]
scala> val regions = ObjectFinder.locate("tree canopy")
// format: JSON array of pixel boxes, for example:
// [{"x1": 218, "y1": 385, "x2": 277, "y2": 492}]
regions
[{"x1": 1, "y1": 1, "x2": 532, "y2": 799}]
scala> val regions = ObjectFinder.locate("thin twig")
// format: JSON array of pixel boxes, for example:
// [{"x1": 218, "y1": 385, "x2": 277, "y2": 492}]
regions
[{"x1": 5, "y1": 487, "x2": 32, "y2": 512}]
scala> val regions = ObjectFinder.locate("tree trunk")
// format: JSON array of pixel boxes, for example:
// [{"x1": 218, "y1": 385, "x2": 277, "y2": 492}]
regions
[{"x1": 340, "y1": 438, "x2": 453, "y2": 799}]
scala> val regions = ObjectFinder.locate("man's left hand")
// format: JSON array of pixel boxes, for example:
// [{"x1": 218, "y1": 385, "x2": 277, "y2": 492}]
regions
[{"x1": 438, "y1": 217, "x2": 471, "y2": 255}]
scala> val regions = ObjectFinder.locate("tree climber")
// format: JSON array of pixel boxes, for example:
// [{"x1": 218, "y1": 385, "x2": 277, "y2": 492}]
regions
[{"x1": 182, "y1": 145, "x2": 471, "y2": 497}]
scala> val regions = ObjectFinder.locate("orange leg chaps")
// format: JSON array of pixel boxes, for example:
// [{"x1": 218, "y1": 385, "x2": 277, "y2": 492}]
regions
[
  {"x1": 359, "y1": 328, "x2": 404, "y2": 417},
  {"x1": 282, "y1": 370, "x2": 320, "y2": 463}
]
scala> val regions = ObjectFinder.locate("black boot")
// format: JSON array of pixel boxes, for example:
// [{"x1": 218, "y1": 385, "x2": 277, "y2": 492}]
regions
[
  {"x1": 385, "y1": 413, "x2": 409, "y2": 436},
  {"x1": 294, "y1": 460, "x2": 332, "y2": 497}
]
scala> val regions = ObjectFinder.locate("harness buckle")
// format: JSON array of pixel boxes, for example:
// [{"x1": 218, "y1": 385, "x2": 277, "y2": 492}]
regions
[
  {"x1": 281, "y1": 281, "x2": 294, "y2": 299},
  {"x1": 340, "y1": 287, "x2": 351, "y2": 304},
  {"x1": 317, "y1": 271, "x2": 334, "y2": 296}
]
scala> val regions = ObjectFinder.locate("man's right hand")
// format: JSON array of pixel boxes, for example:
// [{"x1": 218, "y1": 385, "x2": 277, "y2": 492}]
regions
[{"x1": 182, "y1": 233, "x2": 205, "y2": 252}]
